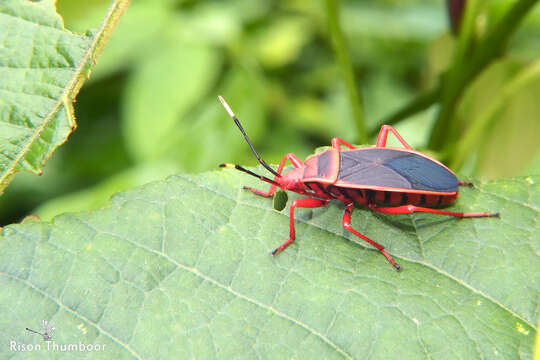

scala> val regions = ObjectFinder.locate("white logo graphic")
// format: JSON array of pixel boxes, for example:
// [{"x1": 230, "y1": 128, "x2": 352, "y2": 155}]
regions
[
  {"x1": 11, "y1": 320, "x2": 106, "y2": 352},
  {"x1": 26, "y1": 320, "x2": 55, "y2": 341}
]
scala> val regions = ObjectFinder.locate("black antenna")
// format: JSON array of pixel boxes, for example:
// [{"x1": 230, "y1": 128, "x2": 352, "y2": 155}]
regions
[
  {"x1": 219, "y1": 163, "x2": 280, "y2": 186},
  {"x1": 218, "y1": 96, "x2": 281, "y2": 177}
]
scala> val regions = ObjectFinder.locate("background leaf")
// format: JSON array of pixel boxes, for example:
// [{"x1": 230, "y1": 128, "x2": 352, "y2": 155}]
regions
[
  {"x1": 0, "y1": 0, "x2": 129, "y2": 193},
  {"x1": 122, "y1": 41, "x2": 221, "y2": 161},
  {"x1": 1, "y1": 171, "x2": 537, "y2": 359},
  {"x1": 2, "y1": 0, "x2": 539, "y2": 225}
]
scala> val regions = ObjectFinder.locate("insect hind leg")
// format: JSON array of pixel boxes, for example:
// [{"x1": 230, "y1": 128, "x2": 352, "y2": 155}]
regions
[{"x1": 368, "y1": 204, "x2": 499, "y2": 218}]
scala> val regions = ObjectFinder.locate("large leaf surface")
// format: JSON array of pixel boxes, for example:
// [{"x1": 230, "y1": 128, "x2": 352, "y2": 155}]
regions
[
  {"x1": 0, "y1": 0, "x2": 129, "y2": 193},
  {"x1": 0, "y1": 171, "x2": 538, "y2": 359}
]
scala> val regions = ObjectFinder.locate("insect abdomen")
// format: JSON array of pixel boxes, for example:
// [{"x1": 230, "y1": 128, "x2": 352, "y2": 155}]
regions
[
  {"x1": 324, "y1": 185, "x2": 457, "y2": 207},
  {"x1": 307, "y1": 182, "x2": 458, "y2": 207},
  {"x1": 371, "y1": 190, "x2": 458, "y2": 206},
  {"x1": 326, "y1": 185, "x2": 367, "y2": 202}
]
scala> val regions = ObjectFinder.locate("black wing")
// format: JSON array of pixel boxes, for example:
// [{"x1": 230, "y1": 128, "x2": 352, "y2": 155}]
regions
[{"x1": 337, "y1": 148, "x2": 458, "y2": 193}]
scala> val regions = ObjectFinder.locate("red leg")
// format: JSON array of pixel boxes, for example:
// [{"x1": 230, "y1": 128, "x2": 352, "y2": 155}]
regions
[
  {"x1": 368, "y1": 203, "x2": 499, "y2": 218},
  {"x1": 342, "y1": 203, "x2": 401, "y2": 271},
  {"x1": 331, "y1": 138, "x2": 356, "y2": 150},
  {"x1": 376, "y1": 125, "x2": 413, "y2": 149},
  {"x1": 271, "y1": 198, "x2": 329, "y2": 255},
  {"x1": 244, "y1": 153, "x2": 303, "y2": 197},
  {"x1": 458, "y1": 180, "x2": 474, "y2": 187}
]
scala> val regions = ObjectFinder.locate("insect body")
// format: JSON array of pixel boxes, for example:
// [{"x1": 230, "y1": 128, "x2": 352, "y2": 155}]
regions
[{"x1": 218, "y1": 96, "x2": 499, "y2": 271}]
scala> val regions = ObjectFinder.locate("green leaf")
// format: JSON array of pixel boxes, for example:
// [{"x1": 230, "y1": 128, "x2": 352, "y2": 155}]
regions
[
  {"x1": 122, "y1": 42, "x2": 221, "y2": 161},
  {"x1": 252, "y1": 16, "x2": 313, "y2": 68},
  {"x1": 453, "y1": 59, "x2": 540, "y2": 177},
  {"x1": 272, "y1": 190, "x2": 288, "y2": 212},
  {"x1": 0, "y1": 0, "x2": 129, "y2": 193},
  {"x1": 1, "y1": 172, "x2": 537, "y2": 358},
  {"x1": 75, "y1": 2, "x2": 172, "y2": 82},
  {"x1": 32, "y1": 161, "x2": 179, "y2": 222},
  {"x1": 168, "y1": 65, "x2": 267, "y2": 172}
]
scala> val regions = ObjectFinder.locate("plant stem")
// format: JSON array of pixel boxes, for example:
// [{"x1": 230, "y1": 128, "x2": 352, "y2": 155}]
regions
[
  {"x1": 430, "y1": 0, "x2": 480, "y2": 151},
  {"x1": 450, "y1": 59, "x2": 540, "y2": 170},
  {"x1": 326, "y1": 0, "x2": 367, "y2": 144},
  {"x1": 428, "y1": 0, "x2": 539, "y2": 151}
]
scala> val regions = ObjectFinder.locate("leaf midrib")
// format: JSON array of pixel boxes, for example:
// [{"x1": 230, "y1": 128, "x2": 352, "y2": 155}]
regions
[{"x1": 0, "y1": 24, "x2": 88, "y2": 183}]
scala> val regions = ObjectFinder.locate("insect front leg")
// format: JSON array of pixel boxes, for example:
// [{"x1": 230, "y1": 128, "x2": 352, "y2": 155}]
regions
[
  {"x1": 375, "y1": 125, "x2": 413, "y2": 149},
  {"x1": 271, "y1": 198, "x2": 329, "y2": 255},
  {"x1": 244, "y1": 153, "x2": 303, "y2": 197},
  {"x1": 342, "y1": 203, "x2": 401, "y2": 271},
  {"x1": 368, "y1": 204, "x2": 499, "y2": 218}
]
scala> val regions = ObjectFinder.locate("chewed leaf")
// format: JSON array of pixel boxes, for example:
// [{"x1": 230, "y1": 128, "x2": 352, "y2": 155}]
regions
[
  {"x1": 0, "y1": 171, "x2": 537, "y2": 359},
  {"x1": 0, "y1": 0, "x2": 129, "y2": 193}
]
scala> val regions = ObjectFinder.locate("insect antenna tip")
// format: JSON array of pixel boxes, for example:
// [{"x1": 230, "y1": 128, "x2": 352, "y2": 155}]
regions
[{"x1": 217, "y1": 96, "x2": 235, "y2": 118}]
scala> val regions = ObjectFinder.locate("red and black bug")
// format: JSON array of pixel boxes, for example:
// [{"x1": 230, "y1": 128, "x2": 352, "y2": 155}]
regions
[{"x1": 218, "y1": 96, "x2": 499, "y2": 271}]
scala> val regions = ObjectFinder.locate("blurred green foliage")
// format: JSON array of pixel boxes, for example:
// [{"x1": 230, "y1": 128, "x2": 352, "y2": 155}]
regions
[{"x1": 1, "y1": 0, "x2": 539, "y2": 225}]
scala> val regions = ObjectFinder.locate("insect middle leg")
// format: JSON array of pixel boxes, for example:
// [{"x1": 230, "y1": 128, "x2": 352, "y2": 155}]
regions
[
  {"x1": 342, "y1": 203, "x2": 401, "y2": 271},
  {"x1": 271, "y1": 198, "x2": 329, "y2": 255},
  {"x1": 375, "y1": 125, "x2": 413, "y2": 149},
  {"x1": 368, "y1": 204, "x2": 499, "y2": 218},
  {"x1": 331, "y1": 138, "x2": 357, "y2": 150},
  {"x1": 244, "y1": 153, "x2": 303, "y2": 197}
]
